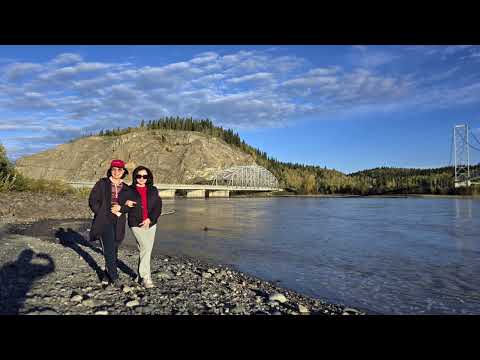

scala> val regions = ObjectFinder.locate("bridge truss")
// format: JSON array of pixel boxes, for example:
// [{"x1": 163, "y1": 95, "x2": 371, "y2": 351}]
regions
[{"x1": 212, "y1": 165, "x2": 279, "y2": 188}]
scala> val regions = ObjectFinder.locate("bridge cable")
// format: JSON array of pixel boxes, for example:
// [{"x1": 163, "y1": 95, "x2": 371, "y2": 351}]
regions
[
  {"x1": 449, "y1": 132, "x2": 453, "y2": 167},
  {"x1": 471, "y1": 130, "x2": 480, "y2": 147},
  {"x1": 457, "y1": 130, "x2": 480, "y2": 153}
]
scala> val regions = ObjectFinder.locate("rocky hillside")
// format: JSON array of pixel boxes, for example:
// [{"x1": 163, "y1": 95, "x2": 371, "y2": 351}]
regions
[{"x1": 15, "y1": 130, "x2": 256, "y2": 184}]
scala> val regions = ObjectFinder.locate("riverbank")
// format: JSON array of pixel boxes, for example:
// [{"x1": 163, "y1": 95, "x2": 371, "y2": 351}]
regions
[{"x1": 0, "y1": 191, "x2": 363, "y2": 315}]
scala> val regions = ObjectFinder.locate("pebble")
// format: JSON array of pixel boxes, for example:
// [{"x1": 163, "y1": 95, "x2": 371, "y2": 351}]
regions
[
  {"x1": 342, "y1": 308, "x2": 361, "y2": 315},
  {"x1": 157, "y1": 271, "x2": 172, "y2": 280},
  {"x1": 94, "y1": 310, "x2": 109, "y2": 315},
  {"x1": 70, "y1": 295, "x2": 83, "y2": 303},
  {"x1": 126, "y1": 300, "x2": 140, "y2": 308},
  {"x1": 39, "y1": 310, "x2": 59, "y2": 315},
  {"x1": 269, "y1": 293, "x2": 288, "y2": 304},
  {"x1": 298, "y1": 304, "x2": 310, "y2": 314},
  {"x1": 122, "y1": 286, "x2": 133, "y2": 293},
  {"x1": 82, "y1": 299, "x2": 97, "y2": 307},
  {"x1": 202, "y1": 272, "x2": 212, "y2": 279}
]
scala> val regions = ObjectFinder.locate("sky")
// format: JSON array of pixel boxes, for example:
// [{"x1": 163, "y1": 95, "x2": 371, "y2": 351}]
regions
[{"x1": 1, "y1": 45, "x2": 480, "y2": 174}]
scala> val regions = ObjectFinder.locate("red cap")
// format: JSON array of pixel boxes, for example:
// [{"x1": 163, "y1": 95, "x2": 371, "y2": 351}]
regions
[{"x1": 110, "y1": 159, "x2": 126, "y2": 168}]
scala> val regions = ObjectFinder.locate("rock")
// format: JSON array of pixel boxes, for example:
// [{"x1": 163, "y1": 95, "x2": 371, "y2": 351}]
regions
[
  {"x1": 267, "y1": 301, "x2": 279, "y2": 307},
  {"x1": 273, "y1": 311, "x2": 282, "y2": 315},
  {"x1": 70, "y1": 295, "x2": 83, "y2": 303},
  {"x1": 95, "y1": 310, "x2": 109, "y2": 315},
  {"x1": 269, "y1": 293, "x2": 288, "y2": 304},
  {"x1": 207, "y1": 268, "x2": 216, "y2": 274},
  {"x1": 157, "y1": 271, "x2": 172, "y2": 280},
  {"x1": 126, "y1": 300, "x2": 140, "y2": 308},
  {"x1": 297, "y1": 304, "x2": 310, "y2": 314},
  {"x1": 82, "y1": 299, "x2": 97, "y2": 307},
  {"x1": 39, "y1": 310, "x2": 59, "y2": 315},
  {"x1": 202, "y1": 272, "x2": 212, "y2": 279},
  {"x1": 232, "y1": 305, "x2": 246, "y2": 314},
  {"x1": 122, "y1": 286, "x2": 133, "y2": 293},
  {"x1": 342, "y1": 308, "x2": 361, "y2": 315}
]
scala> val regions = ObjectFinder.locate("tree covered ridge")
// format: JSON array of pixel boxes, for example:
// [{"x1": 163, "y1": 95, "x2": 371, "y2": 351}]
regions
[{"x1": 89, "y1": 117, "x2": 477, "y2": 195}]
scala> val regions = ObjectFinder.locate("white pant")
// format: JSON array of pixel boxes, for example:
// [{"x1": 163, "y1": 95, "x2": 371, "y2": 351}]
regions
[{"x1": 131, "y1": 224, "x2": 157, "y2": 280}]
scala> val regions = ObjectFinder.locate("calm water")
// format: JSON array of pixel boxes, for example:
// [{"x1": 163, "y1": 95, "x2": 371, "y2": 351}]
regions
[{"x1": 123, "y1": 197, "x2": 480, "y2": 314}]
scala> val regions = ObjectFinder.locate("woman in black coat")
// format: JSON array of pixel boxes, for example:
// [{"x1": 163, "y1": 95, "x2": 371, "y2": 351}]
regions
[
  {"x1": 124, "y1": 166, "x2": 162, "y2": 288},
  {"x1": 88, "y1": 159, "x2": 136, "y2": 288}
]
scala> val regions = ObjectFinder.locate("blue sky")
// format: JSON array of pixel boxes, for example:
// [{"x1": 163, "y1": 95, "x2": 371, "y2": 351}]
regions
[{"x1": 1, "y1": 45, "x2": 480, "y2": 173}]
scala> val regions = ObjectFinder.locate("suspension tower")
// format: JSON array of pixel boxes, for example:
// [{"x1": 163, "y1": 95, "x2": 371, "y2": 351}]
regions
[{"x1": 454, "y1": 124, "x2": 470, "y2": 188}]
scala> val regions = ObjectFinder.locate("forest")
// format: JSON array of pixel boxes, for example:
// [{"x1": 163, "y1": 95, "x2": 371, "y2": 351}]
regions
[{"x1": 15, "y1": 117, "x2": 480, "y2": 195}]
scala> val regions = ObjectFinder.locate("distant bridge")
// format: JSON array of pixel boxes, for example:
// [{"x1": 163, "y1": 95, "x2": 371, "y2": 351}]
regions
[
  {"x1": 453, "y1": 124, "x2": 480, "y2": 188},
  {"x1": 68, "y1": 165, "x2": 283, "y2": 198}
]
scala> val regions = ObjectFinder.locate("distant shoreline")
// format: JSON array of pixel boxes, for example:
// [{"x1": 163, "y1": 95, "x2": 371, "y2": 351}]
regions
[{"x1": 229, "y1": 193, "x2": 480, "y2": 199}]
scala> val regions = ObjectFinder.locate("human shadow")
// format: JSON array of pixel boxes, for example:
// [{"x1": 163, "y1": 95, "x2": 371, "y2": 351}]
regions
[
  {"x1": 0, "y1": 249, "x2": 55, "y2": 315},
  {"x1": 54, "y1": 227, "x2": 136, "y2": 280}
]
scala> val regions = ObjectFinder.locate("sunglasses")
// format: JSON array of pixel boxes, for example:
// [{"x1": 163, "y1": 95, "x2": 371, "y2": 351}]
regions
[{"x1": 136, "y1": 174, "x2": 149, "y2": 179}]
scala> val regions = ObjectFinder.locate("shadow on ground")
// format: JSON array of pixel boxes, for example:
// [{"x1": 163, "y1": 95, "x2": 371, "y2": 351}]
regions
[
  {"x1": 54, "y1": 227, "x2": 136, "y2": 280},
  {"x1": 0, "y1": 249, "x2": 55, "y2": 315}
]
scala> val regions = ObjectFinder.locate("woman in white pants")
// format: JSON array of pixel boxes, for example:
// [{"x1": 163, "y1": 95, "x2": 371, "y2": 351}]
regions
[{"x1": 126, "y1": 166, "x2": 162, "y2": 288}]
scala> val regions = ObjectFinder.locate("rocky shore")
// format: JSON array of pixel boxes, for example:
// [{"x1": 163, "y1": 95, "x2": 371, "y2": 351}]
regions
[{"x1": 0, "y1": 191, "x2": 364, "y2": 315}]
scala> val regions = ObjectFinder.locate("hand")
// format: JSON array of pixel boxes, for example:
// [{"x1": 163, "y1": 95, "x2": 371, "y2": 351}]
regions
[
  {"x1": 139, "y1": 218, "x2": 151, "y2": 229},
  {"x1": 111, "y1": 204, "x2": 121, "y2": 213},
  {"x1": 125, "y1": 200, "x2": 136, "y2": 208}
]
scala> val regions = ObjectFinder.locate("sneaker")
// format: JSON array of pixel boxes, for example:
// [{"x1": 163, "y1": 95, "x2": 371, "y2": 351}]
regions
[
  {"x1": 142, "y1": 278, "x2": 155, "y2": 289},
  {"x1": 100, "y1": 271, "x2": 110, "y2": 286}
]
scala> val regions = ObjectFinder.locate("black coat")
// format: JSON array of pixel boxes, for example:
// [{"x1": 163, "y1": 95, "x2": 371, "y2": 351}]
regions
[
  {"x1": 124, "y1": 184, "x2": 162, "y2": 228},
  {"x1": 88, "y1": 178, "x2": 133, "y2": 243}
]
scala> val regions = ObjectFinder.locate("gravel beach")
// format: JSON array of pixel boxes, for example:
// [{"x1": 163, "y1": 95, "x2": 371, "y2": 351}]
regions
[{"x1": 0, "y1": 191, "x2": 364, "y2": 315}]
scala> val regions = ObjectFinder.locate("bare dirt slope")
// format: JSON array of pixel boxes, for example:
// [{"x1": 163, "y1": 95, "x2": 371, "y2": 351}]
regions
[{"x1": 15, "y1": 130, "x2": 256, "y2": 183}]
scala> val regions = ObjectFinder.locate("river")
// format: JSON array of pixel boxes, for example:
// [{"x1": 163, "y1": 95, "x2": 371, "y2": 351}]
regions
[{"x1": 122, "y1": 197, "x2": 480, "y2": 314}]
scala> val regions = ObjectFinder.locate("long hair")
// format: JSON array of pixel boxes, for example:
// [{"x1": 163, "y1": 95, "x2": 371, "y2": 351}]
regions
[
  {"x1": 131, "y1": 166, "x2": 154, "y2": 187},
  {"x1": 106, "y1": 167, "x2": 129, "y2": 179}
]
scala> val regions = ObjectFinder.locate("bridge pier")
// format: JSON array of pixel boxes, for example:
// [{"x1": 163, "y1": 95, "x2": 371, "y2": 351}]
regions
[
  {"x1": 186, "y1": 189, "x2": 206, "y2": 198},
  {"x1": 158, "y1": 189, "x2": 176, "y2": 198},
  {"x1": 209, "y1": 190, "x2": 230, "y2": 198}
]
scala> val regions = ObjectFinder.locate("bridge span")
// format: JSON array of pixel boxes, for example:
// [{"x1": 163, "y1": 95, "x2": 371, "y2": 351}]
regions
[{"x1": 68, "y1": 181, "x2": 283, "y2": 198}]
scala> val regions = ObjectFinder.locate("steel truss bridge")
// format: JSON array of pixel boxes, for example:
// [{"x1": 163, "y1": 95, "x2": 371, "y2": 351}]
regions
[{"x1": 68, "y1": 165, "x2": 282, "y2": 197}]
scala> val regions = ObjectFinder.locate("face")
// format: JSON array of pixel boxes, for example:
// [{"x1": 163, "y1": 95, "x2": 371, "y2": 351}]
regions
[
  {"x1": 111, "y1": 167, "x2": 125, "y2": 180},
  {"x1": 136, "y1": 170, "x2": 148, "y2": 185}
]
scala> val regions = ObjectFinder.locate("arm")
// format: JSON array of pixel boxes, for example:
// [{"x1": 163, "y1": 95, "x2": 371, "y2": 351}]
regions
[
  {"x1": 117, "y1": 188, "x2": 136, "y2": 214},
  {"x1": 88, "y1": 180, "x2": 103, "y2": 214},
  {"x1": 149, "y1": 187, "x2": 162, "y2": 221}
]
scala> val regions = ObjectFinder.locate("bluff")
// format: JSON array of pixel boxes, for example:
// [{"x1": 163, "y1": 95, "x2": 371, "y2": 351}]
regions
[{"x1": 15, "y1": 129, "x2": 256, "y2": 184}]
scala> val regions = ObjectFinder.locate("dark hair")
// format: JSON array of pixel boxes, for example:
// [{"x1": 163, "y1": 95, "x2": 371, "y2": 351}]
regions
[
  {"x1": 131, "y1": 166, "x2": 154, "y2": 186},
  {"x1": 106, "y1": 167, "x2": 129, "y2": 179}
]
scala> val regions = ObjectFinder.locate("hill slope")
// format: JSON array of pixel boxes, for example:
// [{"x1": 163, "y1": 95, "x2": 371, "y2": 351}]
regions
[{"x1": 15, "y1": 129, "x2": 256, "y2": 183}]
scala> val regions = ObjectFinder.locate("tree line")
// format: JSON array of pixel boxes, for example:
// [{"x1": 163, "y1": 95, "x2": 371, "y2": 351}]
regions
[
  {"x1": 6, "y1": 117, "x2": 478, "y2": 195},
  {"x1": 94, "y1": 117, "x2": 480, "y2": 195}
]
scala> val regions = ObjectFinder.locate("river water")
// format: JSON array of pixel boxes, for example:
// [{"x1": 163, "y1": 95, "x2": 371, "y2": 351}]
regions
[{"x1": 122, "y1": 197, "x2": 480, "y2": 315}]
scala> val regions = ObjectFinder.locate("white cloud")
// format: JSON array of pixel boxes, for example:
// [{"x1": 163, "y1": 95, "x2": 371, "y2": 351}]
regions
[
  {"x1": 2, "y1": 62, "x2": 43, "y2": 81},
  {"x1": 226, "y1": 72, "x2": 274, "y2": 84},
  {"x1": 2, "y1": 47, "x2": 480, "y2": 160},
  {"x1": 50, "y1": 53, "x2": 83, "y2": 65}
]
